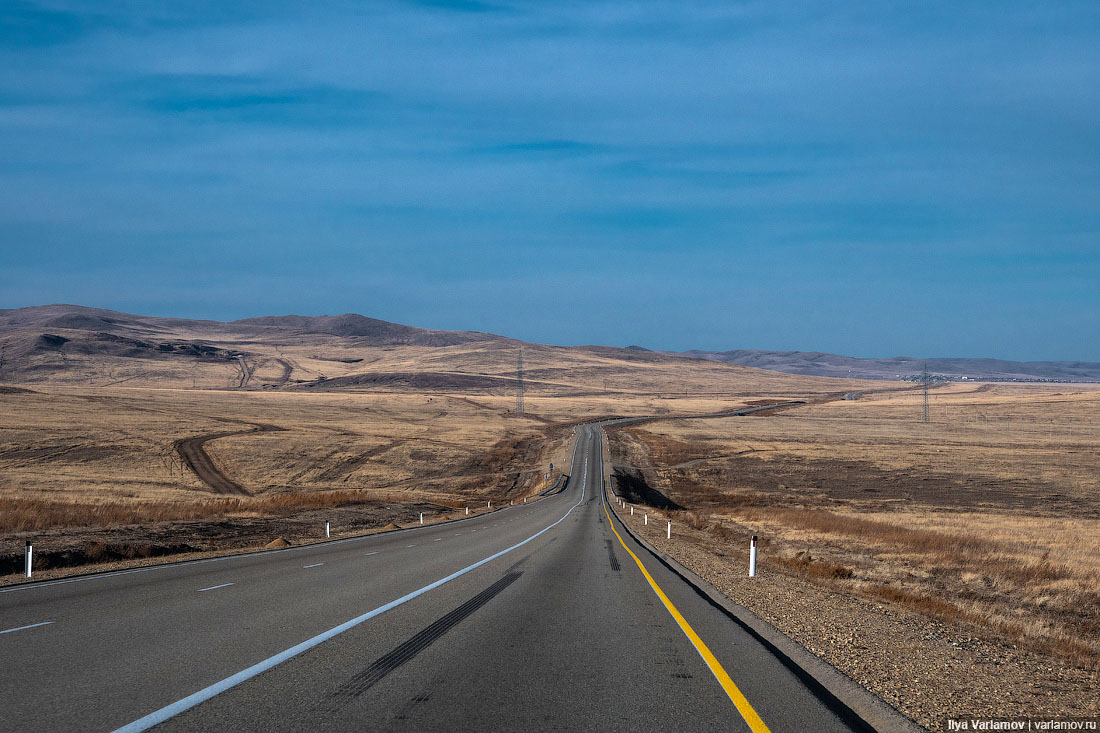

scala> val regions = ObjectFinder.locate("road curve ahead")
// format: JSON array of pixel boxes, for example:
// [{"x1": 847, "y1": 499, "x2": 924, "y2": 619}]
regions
[{"x1": 1, "y1": 426, "x2": 880, "y2": 732}]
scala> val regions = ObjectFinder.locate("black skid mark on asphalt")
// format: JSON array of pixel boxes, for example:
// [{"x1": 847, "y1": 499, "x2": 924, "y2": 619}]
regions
[
  {"x1": 604, "y1": 539, "x2": 621, "y2": 572},
  {"x1": 393, "y1": 693, "x2": 431, "y2": 721},
  {"x1": 656, "y1": 653, "x2": 694, "y2": 680},
  {"x1": 656, "y1": 640, "x2": 694, "y2": 680},
  {"x1": 330, "y1": 572, "x2": 523, "y2": 701},
  {"x1": 504, "y1": 551, "x2": 535, "y2": 574}
]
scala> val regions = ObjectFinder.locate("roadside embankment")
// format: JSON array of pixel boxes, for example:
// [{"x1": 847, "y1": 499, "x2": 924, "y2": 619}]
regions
[{"x1": 608, "y1": 499, "x2": 1099, "y2": 729}]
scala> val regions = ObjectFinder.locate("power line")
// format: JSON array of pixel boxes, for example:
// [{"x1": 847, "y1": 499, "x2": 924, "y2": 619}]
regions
[
  {"x1": 516, "y1": 348, "x2": 524, "y2": 415},
  {"x1": 921, "y1": 362, "x2": 930, "y2": 424}
]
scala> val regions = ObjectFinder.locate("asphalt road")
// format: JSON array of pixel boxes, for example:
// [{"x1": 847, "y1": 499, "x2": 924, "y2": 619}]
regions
[{"x1": 1, "y1": 426, "x2": 877, "y2": 732}]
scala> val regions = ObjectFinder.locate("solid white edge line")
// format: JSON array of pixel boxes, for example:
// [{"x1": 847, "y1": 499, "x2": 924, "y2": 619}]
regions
[
  {"x1": 112, "y1": 438, "x2": 589, "y2": 733},
  {"x1": 196, "y1": 583, "x2": 234, "y2": 593},
  {"x1": 0, "y1": 620, "x2": 55, "y2": 635},
  {"x1": 302, "y1": 563, "x2": 324, "y2": 569}
]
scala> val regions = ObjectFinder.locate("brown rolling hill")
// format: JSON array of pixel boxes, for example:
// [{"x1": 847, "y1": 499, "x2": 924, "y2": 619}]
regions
[
  {"x1": 0, "y1": 304, "x2": 860, "y2": 397},
  {"x1": 676, "y1": 348, "x2": 1100, "y2": 382},
  {"x1": 7, "y1": 304, "x2": 1092, "y2": 393}
]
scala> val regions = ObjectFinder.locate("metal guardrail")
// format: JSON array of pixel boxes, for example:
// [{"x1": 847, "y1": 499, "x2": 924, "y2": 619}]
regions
[{"x1": 540, "y1": 473, "x2": 568, "y2": 496}]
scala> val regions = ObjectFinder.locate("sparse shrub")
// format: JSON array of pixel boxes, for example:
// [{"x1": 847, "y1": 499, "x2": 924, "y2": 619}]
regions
[
  {"x1": 687, "y1": 512, "x2": 709, "y2": 530},
  {"x1": 869, "y1": 584, "x2": 966, "y2": 619},
  {"x1": 706, "y1": 521, "x2": 738, "y2": 543},
  {"x1": 775, "y1": 550, "x2": 854, "y2": 580}
]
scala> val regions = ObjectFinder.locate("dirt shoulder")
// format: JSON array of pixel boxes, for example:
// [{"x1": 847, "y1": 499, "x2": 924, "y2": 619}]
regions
[
  {"x1": 610, "y1": 503, "x2": 1098, "y2": 730},
  {"x1": 607, "y1": 457, "x2": 1100, "y2": 726}
]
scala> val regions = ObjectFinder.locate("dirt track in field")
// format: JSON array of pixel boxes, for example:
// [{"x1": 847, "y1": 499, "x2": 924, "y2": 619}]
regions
[{"x1": 173, "y1": 422, "x2": 285, "y2": 495}]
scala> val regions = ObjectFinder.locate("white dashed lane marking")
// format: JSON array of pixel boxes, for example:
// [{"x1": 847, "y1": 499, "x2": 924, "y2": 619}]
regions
[{"x1": 0, "y1": 621, "x2": 54, "y2": 635}]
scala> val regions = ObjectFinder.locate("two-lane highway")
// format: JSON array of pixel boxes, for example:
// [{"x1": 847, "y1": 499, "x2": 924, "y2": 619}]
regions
[{"x1": 1, "y1": 426, "x2": 888, "y2": 732}]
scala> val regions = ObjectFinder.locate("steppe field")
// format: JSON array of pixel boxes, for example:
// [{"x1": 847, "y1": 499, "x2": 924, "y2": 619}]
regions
[
  {"x1": 0, "y1": 311, "x2": 868, "y2": 580},
  {"x1": 607, "y1": 381, "x2": 1100, "y2": 724},
  {"x1": 2, "y1": 307, "x2": 1097, "y2": 724}
]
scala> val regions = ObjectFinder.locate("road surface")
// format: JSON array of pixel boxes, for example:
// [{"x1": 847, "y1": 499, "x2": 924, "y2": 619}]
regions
[{"x1": 1, "y1": 425, "x2": 887, "y2": 732}]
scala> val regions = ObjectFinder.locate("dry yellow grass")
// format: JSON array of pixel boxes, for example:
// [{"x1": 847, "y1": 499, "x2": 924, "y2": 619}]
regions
[
  {"x1": 612, "y1": 382, "x2": 1100, "y2": 666},
  {"x1": 0, "y1": 347, "x2": 870, "y2": 548},
  {"x1": 0, "y1": 387, "x2": 551, "y2": 510}
]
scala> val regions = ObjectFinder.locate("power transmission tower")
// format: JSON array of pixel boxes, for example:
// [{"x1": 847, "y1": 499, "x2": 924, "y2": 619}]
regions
[
  {"x1": 515, "y1": 349, "x2": 524, "y2": 415},
  {"x1": 921, "y1": 363, "x2": 931, "y2": 424}
]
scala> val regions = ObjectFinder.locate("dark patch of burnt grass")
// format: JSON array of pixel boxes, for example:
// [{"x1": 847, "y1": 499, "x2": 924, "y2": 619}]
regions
[
  {"x1": 666, "y1": 450, "x2": 1093, "y2": 516},
  {"x1": 608, "y1": 427, "x2": 710, "y2": 466},
  {"x1": 0, "y1": 490, "x2": 388, "y2": 533},
  {"x1": 611, "y1": 467, "x2": 682, "y2": 511},
  {"x1": 617, "y1": 423, "x2": 1096, "y2": 516},
  {"x1": 0, "y1": 541, "x2": 202, "y2": 575},
  {"x1": 451, "y1": 431, "x2": 548, "y2": 498},
  {"x1": 0, "y1": 496, "x2": 458, "y2": 580}
]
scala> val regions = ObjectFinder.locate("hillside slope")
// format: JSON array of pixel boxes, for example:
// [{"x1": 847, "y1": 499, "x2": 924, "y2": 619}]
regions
[
  {"x1": 679, "y1": 349, "x2": 1100, "y2": 382},
  {"x1": 0, "y1": 305, "x2": 857, "y2": 397}
]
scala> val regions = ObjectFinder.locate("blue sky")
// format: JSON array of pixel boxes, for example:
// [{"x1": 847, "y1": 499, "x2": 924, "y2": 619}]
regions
[{"x1": 1, "y1": 1, "x2": 1098, "y2": 360}]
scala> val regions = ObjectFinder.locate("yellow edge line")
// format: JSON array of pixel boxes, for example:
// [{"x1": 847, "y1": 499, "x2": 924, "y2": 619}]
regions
[{"x1": 604, "y1": 503, "x2": 771, "y2": 733}]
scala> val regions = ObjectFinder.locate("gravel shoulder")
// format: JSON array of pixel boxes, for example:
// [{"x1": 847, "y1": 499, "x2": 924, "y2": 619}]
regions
[{"x1": 610, "y1": 505, "x2": 1100, "y2": 731}]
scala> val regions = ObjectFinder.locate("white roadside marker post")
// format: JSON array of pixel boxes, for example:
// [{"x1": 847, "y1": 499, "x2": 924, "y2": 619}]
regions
[
  {"x1": 630, "y1": 505, "x2": 633, "y2": 515},
  {"x1": 325, "y1": 521, "x2": 330, "y2": 538},
  {"x1": 667, "y1": 520, "x2": 671, "y2": 539},
  {"x1": 466, "y1": 506, "x2": 469, "y2": 515},
  {"x1": 487, "y1": 501, "x2": 491, "y2": 509},
  {"x1": 420, "y1": 513, "x2": 424, "y2": 525},
  {"x1": 749, "y1": 535, "x2": 758, "y2": 577},
  {"x1": 644, "y1": 513, "x2": 648, "y2": 525},
  {"x1": 25, "y1": 541, "x2": 32, "y2": 578}
]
